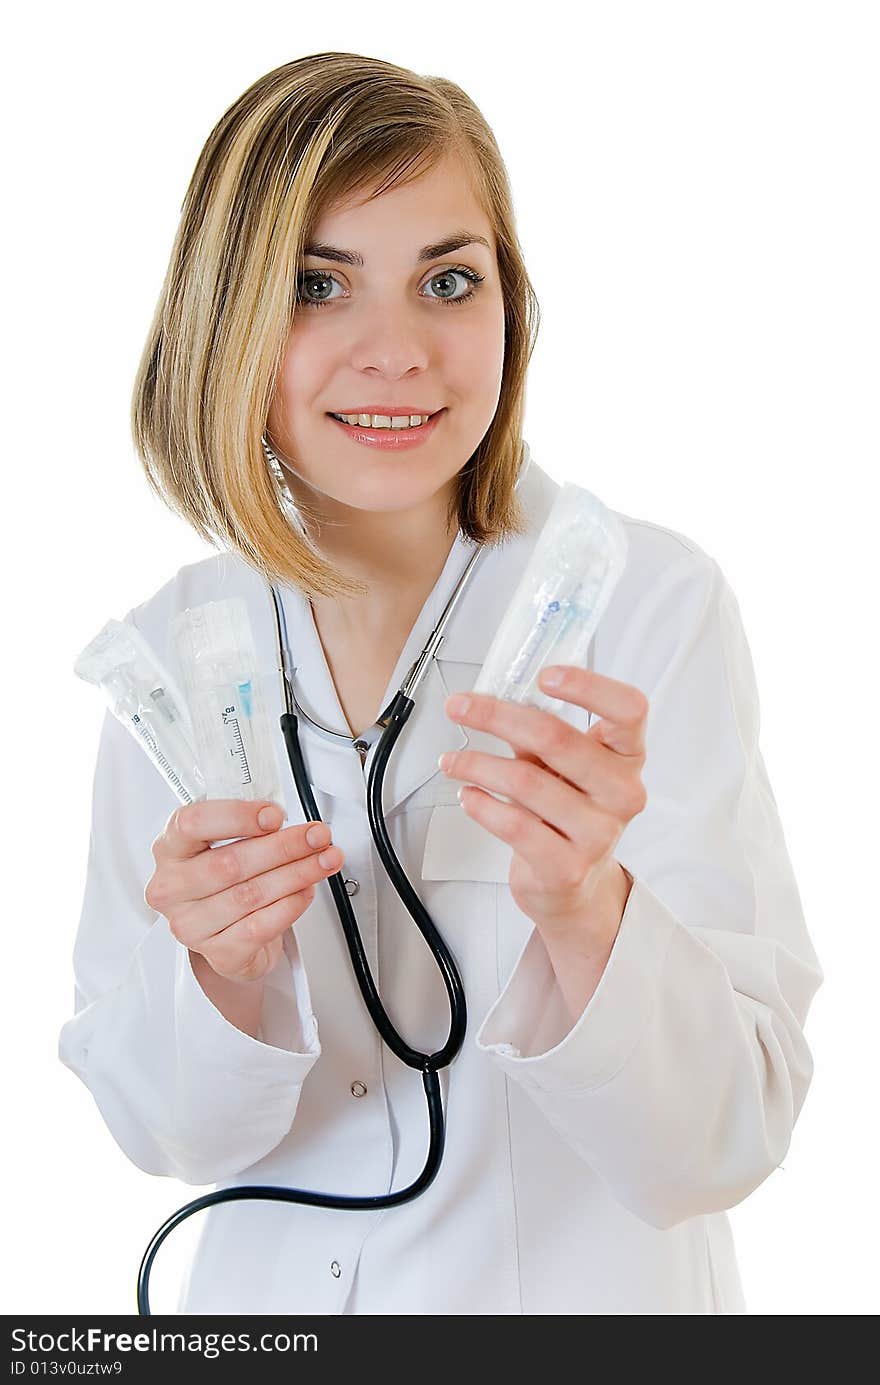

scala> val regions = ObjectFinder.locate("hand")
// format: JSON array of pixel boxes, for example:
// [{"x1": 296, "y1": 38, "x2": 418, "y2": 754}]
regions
[
  {"x1": 440, "y1": 665, "x2": 648, "y2": 943},
  {"x1": 144, "y1": 799, "x2": 345, "y2": 983}
]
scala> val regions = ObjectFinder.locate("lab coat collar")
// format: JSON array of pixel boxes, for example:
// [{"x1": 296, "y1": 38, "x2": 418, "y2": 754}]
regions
[{"x1": 263, "y1": 443, "x2": 562, "y2": 815}]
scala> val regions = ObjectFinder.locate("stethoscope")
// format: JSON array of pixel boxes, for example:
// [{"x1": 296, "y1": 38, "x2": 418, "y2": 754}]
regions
[{"x1": 136, "y1": 443, "x2": 530, "y2": 1315}]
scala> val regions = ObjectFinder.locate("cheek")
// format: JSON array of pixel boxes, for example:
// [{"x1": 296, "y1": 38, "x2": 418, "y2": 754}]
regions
[
  {"x1": 443, "y1": 307, "x2": 506, "y2": 402},
  {"x1": 270, "y1": 331, "x2": 325, "y2": 429}
]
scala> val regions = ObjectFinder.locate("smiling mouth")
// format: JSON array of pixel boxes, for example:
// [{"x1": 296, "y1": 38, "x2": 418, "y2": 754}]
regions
[{"x1": 326, "y1": 409, "x2": 444, "y2": 429}]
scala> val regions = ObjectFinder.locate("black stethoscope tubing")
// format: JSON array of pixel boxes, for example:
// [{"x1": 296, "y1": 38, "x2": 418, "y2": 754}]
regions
[{"x1": 135, "y1": 541, "x2": 488, "y2": 1316}]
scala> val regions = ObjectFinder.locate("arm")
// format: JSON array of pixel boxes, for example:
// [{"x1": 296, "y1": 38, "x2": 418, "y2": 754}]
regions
[
  {"x1": 188, "y1": 950, "x2": 266, "y2": 1039},
  {"x1": 59, "y1": 611, "x2": 321, "y2": 1186},
  {"x1": 540, "y1": 861, "x2": 634, "y2": 1023},
  {"x1": 476, "y1": 551, "x2": 824, "y2": 1230}
]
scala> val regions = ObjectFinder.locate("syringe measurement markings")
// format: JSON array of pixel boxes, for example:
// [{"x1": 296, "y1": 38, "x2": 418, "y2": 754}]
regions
[
  {"x1": 131, "y1": 714, "x2": 194, "y2": 803},
  {"x1": 221, "y1": 714, "x2": 254, "y2": 786},
  {"x1": 221, "y1": 700, "x2": 255, "y2": 786}
]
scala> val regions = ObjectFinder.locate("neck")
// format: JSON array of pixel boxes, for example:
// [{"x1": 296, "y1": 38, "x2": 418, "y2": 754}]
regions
[{"x1": 302, "y1": 484, "x2": 460, "y2": 634}]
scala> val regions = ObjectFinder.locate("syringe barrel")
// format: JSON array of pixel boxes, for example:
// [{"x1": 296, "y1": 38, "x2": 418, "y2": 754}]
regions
[{"x1": 472, "y1": 483, "x2": 628, "y2": 712}]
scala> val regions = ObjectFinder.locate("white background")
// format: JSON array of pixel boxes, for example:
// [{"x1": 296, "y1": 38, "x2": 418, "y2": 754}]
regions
[{"x1": 2, "y1": 0, "x2": 876, "y2": 1316}]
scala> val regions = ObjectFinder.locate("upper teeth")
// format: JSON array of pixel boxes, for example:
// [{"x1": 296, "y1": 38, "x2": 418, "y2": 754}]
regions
[{"x1": 332, "y1": 413, "x2": 432, "y2": 429}]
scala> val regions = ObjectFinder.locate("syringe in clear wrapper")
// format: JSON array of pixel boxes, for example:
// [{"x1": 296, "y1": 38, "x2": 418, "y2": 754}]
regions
[
  {"x1": 503, "y1": 578, "x2": 585, "y2": 692},
  {"x1": 74, "y1": 619, "x2": 207, "y2": 805},
  {"x1": 473, "y1": 482, "x2": 628, "y2": 713},
  {"x1": 171, "y1": 597, "x2": 282, "y2": 805}
]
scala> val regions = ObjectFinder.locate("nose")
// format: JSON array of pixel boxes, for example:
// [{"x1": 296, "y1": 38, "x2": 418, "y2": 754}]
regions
[{"x1": 348, "y1": 299, "x2": 432, "y2": 378}]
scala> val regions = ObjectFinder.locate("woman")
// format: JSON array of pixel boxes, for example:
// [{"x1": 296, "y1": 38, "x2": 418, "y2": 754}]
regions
[{"x1": 59, "y1": 52, "x2": 823, "y2": 1315}]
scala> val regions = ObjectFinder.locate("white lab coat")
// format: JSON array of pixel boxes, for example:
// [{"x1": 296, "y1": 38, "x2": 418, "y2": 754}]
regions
[{"x1": 59, "y1": 446, "x2": 823, "y2": 1315}]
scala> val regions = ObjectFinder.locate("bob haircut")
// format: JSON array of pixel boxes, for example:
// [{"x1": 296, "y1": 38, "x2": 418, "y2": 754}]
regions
[{"x1": 131, "y1": 52, "x2": 541, "y2": 601}]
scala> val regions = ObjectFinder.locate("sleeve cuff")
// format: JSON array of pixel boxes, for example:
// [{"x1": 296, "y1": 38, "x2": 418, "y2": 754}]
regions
[
  {"x1": 176, "y1": 922, "x2": 321, "y2": 1081},
  {"x1": 474, "y1": 873, "x2": 677, "y2": 1093}
]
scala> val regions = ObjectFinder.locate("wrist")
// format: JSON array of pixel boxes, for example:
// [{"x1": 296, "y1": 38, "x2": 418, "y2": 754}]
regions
[
  {"x1": 534, "y1": 859, "x2": 633, "y2": 952},
  {"x1": 188, "y1": 949, "x2": 266, "y2": 988},
  {"x1": 188, "y1": 949, "x2": 266, "y2": 1039},
  {"x1": 538, "y1": 861, "x2": 634, "y2": 1025}
]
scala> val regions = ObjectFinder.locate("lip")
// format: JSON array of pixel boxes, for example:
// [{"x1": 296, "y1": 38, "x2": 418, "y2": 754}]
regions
[
  {"x1": 330, "y1": 406, "x2": 441, "y2": 418},
  {"x1": 326, "y1": 408, "x2": 446, "y2": 450}
]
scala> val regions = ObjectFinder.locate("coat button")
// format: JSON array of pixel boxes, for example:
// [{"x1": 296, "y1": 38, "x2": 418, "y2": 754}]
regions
[
  {"x1": 344, "y1": 878, "x2": 360, "y2": 896},
  {"x1": 350, "y1": 1081, "x2": 367, "y2": 1098},
  {"x1": 330, "y1": 1261, "x2": 341, "y2": 1278}
]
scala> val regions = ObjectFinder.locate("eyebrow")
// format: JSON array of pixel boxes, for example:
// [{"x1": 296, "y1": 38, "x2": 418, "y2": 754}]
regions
[{"x1": 301, "y1": 231, "x2": 491, "y2": 266}]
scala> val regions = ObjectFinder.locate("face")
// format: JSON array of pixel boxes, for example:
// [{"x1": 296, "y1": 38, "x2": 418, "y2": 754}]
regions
[{"x1": 266, "y1": 153, "x2": 506, "y2": 529}]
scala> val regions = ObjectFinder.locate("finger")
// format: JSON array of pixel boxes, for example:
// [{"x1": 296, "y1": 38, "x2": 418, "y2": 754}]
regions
[
  {"x1": 202, "y1": 887, "x2": 318, "y2": 978},
  {"x1": 154, "y1": 798, "x2": 293, "y2": 865},
  {"x1": 540, "y1": 666, "x2": 649, "y2": 757},
  {"x1": 457, "y1": 783, "x2": 614, "y2": 894},
  {"x1": 441, "y1": 746, "x2": 635, "y2": 835},
  {"x1": 511, "y1": 734, "x2": 641, "y2": 816},
  {"x1": 172, "y1": 841, "x2": 345, "y2": 949},
  {"x1": 444, "y1": 685, "x2": 645, "y2": 791},
  {"x1": 156, "y1": 818, "x2": 333, "y2": 910}
]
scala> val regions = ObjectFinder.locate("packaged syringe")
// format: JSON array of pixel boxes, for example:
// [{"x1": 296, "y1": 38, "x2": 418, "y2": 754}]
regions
[
  {"x1": 473, "y1": 482, "x2": 628, "y2": 712},
  {"x1": 171, "y1": 597, "x2": 282, "y2": 805},
  {"x1": 74, "y1": 618, "x2": 207, "y2": 805}
]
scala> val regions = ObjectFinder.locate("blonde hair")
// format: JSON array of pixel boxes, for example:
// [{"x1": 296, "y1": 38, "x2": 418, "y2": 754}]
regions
[{"x1": 131, "y1": 52, "x2": 541, "y2": 601}]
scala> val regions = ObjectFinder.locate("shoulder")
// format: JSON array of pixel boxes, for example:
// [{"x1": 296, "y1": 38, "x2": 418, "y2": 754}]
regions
[
  {"x1": 123, "y1": 550, "x2": 268, "y2": 670},
  {"x1": 614, "y1": 504, "x2": 718, "y2": 600},
  {"x1": 596, "y1": 505, "x2": 722, "y2": 690},
  {"x1": 523, "y1": 454, "x2": 717, "y2": 597},
  {"x1": 521, "y1": 457, "x2": 721, "y2": 688}
]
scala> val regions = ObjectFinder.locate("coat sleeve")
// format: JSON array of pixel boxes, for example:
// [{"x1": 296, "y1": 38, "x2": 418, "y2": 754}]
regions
[
  {"x1": 58, "y1": 611, "x2": 322, "y2": 1186},
  {"x1": 474, "y1": 549, "x2": 824, "y2": 1230}
]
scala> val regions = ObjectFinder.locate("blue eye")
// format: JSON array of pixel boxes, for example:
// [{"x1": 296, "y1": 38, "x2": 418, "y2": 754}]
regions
[
  {"x1": 295, "y1": 271, "x2": 344, "y2": 309},
  {"x1": 295, "y1": 265, "x2": 486, "y2": 310},
  {"x1": 420, "y1": 267, "x2": 486, "y2": 307}
]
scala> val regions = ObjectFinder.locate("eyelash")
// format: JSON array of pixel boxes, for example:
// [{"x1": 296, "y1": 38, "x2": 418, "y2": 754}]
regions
[{"x1": 295, "y1": 265, "x2": 486, "y2": 310}]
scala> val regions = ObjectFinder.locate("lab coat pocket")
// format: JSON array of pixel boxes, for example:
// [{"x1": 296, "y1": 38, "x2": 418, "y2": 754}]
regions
[
  {"x1": 421, "y1": 804, "x2": 534, "y2": 1004},
  {"x1": 422, "y1": 802, "x2": 513, "y2": 882}
]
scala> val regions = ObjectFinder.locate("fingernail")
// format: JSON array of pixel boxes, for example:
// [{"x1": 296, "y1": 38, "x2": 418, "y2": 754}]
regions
[
  {"x1": 447, "y1": 694, "x2": 471, "y2": 718},
  {"x1": 541, "y1": 667, "x2": 564, "y2": 688},
  {"x1": 258, "y1": 805, "x2": 283, "y2": 830},
  {"x1": 307, "y1": 823, "x2": 330, "y2": 848}
]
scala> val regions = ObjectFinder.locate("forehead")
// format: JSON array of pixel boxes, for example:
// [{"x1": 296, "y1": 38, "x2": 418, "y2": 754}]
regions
[{"x1": 308, "y1": 153, "x2": 494, "y2": 253}]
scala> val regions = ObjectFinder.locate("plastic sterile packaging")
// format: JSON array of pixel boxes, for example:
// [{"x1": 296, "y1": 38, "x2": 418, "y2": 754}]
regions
[
  {"x1": 472, "y1": 482, "x2": 628, "y2": 712},
  {"x1": 171, "y1": 597, "x2": 282, "y2": 805},
  {"x1": 74, "y1": 618, "x2": 207, "y2": 805}
]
